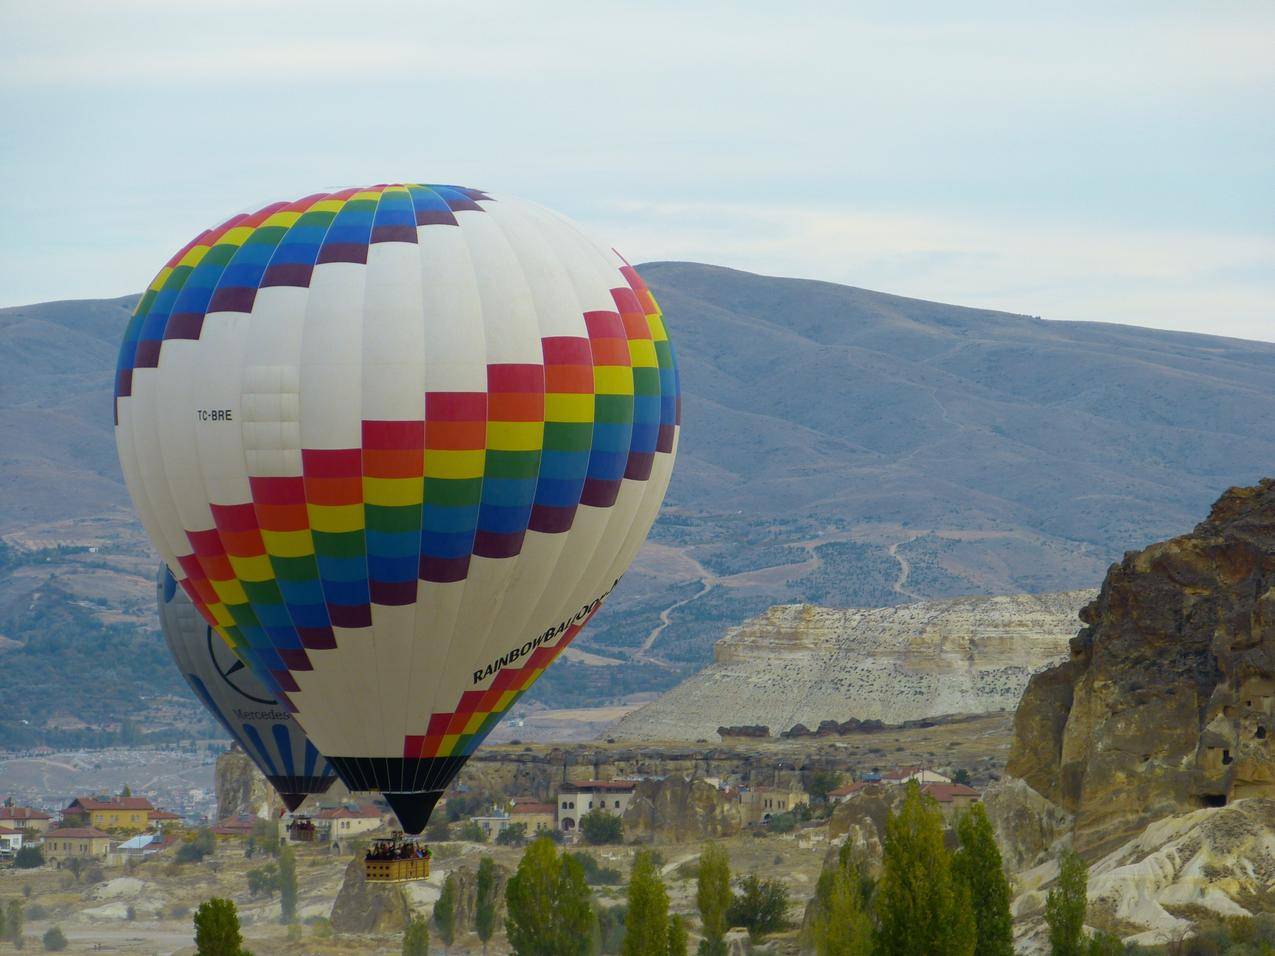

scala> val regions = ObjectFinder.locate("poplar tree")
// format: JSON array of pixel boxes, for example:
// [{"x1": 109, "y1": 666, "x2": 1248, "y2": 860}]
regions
[
  {"x1": 667, "y1": 914, "x2": 689, "y2": 956},
  {"x1": 1045, "y1": 851, "x2": 1088, "y2": 956},
  {"x1": 696, "y1": 842, "x2": 731, "y2": 956},
  {"x1": 277, "y1": 843, "x2": 297, "y2": 924},
  {"x1": 475, "y1": 855, "x2": 498, "y2": 954},
  {"x1": 874, "y1": 782, "x2": 975, "y2": 956},
  {"x1": 808, "y1": 845, "x2": 873, "y2": 956},
  {"x1": 623, "y1": 850, "x2": 669, "y2": 956},
  {"x1": 952, "y1": 803, "x2": 1013, "y2": 956},
  {"x1": 435, "y1": 872, "x2": 458, "y2": 953}
]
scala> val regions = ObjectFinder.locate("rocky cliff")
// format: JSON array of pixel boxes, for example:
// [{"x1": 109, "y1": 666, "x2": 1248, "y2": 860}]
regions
[
  {"x1": 612, "y1": 591, "x2": 1093, "y2": 741},
  {"x1": 622, "y1": 776, "x2": 743, "y2": 842},
  {"x1": 1003, "y1": 480, "x2": 1275, "y2": 858},
  {"x1": 214, "y1": 748, "x2": 281, "y2": 821}
]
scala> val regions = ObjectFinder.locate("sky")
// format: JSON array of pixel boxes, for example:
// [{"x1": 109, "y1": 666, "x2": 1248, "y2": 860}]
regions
[{"x1": 1, "y1": 0, "x2": 1271, "y2": 341}]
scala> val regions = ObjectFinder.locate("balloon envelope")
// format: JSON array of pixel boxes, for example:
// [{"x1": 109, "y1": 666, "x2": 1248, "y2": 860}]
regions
[
  {"x1": 117, "y1": 184, "x2": 680, "y2": 831},
  {"x1": 158, "y1": 563, "x2": 336, "y2": 811}
]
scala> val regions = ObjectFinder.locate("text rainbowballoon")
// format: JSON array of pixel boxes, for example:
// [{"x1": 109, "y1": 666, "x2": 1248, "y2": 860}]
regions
[{"x1": 115, "y1": 184, "x2": 680, "y2": 831}]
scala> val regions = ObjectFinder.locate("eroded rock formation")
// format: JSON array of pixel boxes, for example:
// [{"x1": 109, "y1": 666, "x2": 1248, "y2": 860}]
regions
[
  {"x1": 214, "y1": 748, "x2": 280, "y2": 821},
  {"x1": 1004, "y1": 480, "x2": 1275, "y2": 857},
  {"x1": 612, "y1": 591, "x2": 1092, "y2": 741},
  {"x1": 622, "y1": 776, "x2": 743, "y2": 842},
  {"x1": 330, "y1": 856, "x2": 410, "y2": 934}
]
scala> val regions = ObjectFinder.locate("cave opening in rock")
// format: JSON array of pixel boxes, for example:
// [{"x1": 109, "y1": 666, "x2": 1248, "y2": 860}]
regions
[{"x1": 1201, "y1": 793, "x2": 1228, "y2": 808}]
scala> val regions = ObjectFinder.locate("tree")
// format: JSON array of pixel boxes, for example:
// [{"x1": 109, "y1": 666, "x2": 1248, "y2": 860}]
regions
[
  {"x1": 696, "y1": 842, "x2": 731, "y2": 956},
  {"x1": 579, "y1": 809, "x2": 623, "y2": 845},
  {"x1": 953, "y1": 803, "x2": 1013, "y2": 956},
  {"x1": 246, "y1": 863, "x2": 278, "y2": 898},
  {"x1": 953, "y1": 768, "x2": 972, "y2": 786},
  {"x1": 496, "y1": 822, "x2": 529, "y2": 847},
  {"x1": 42, "y1": 926, "x2": 67, "y2": 952},
  {"x1": 6, "y1": 898, "x2": 23, "y2": 948},
  {"x1": 623, "y1": 850, "x2": 669, "y2": 956},
  {"x1": 178, "y1": 827, "x2": 215, "y2": 864},
  {"x1": 1045, "y1": 850, "x2": 1088, "y2": 956},
  {"x1": 403, "y1": 914, "x2": 430, "y2": 956},
  {"x1": 807, "y1": 843, "x2": 872, "y2": 956},
  {"x1": 278, "y1": 843, "x2": 297, "y2": 924},
  {"x1": 505, "y1": 836, "x2": 594, "y2": 956},
  {"x1": 121, "y1": 784, "x2": 132, "y2": 797},
  {"x1": 667, "y1": 913, "x2": 689, "y2": 956},
  {"x1": 14, "y1": 845, "x2": 44, "y2": 869},
  {"x1": 459, "y1": 820, "x2": 488, "y2": 843},
  {"x1": 874, "y1": 781, "x2": 975, "y2": 956},
  {"x1": 807, "y1": 770, "x2": 842, "y2": 804},
  {"x1": 435, "y1": 872, "x2": 458, "y2": 952},
  {"x1": 193, "y1": 898, "x2": 251, "y2": 956},
  {"x1": 476, "y1": 856, "x2": 499, "y2": 954},
  {"x1": 726, "y1": 874, "x2": 790, "y2": 942}
]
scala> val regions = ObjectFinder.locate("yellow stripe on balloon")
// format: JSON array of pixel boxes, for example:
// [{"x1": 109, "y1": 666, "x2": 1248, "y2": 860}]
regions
[
  {"x1": 594, "y1": 366, "x2": 634, "y2": 395},
  {"x1": 218, "y1": 226, "x2": 255, "y2": 247},
  {"x1": 486, "y1": 421, "x2": 544, "y2": 452},
  {"x1": 628, "y1": 340, "x2": 658, "y2": 367},
  {"x1": 307, "y1": 503, "x2": 364, "y2": 533},
  {"x1": 363, "y1": 476, "x2": 424, "y2": 507},
  {"x1": 177, "y1": 245, "x2": 210, "y2": 269},
  {"x1": 261, "y1": 529, "x2": 315, "y2": 558},
  {"x1": 647, "y1": 314, "x2": 669, "y2": 342},
  {"x1": 424, "y1": 449, "x2": 486, "y2": 479},
  {"x1": 545, "y1": 393, "x2": 594, "y2": 422},
  {"x1": 229, "y1": 553, "x2": 275, "y2": 582},
  {"x1": 262, "y1": 211, "x2": 302, "y2": 229},
  {"x1": 211, "y1": 578, "x2": 248, "y2": 605}
]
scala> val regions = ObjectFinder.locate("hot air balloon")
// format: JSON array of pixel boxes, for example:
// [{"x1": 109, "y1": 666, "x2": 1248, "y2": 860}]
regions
[
  {"x1": 158, "y1": 563, "x2": 336, "y2": 811},
  {"x1": 116, "y1": 184, "x2": 680, "y2": 833}
]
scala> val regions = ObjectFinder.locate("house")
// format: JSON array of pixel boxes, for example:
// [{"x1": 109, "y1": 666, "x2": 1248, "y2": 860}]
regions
[
  {"x1": 0, "y1": 806, "x2": 53, "y2": 836},
  {"x1": 470, "y1": 808, "x2": 515, "y2": 841},
  {"x1": 740, "y1": 784, "x2": 809, "y2": 825},
  {"x1": 212, "y1": 814, "x2": 259, "y2": 839},
  {"x1": 63, "y1": 796, "x2": 157, "y2": 832},
  {"x1": 148, "y1": 809, "x2": 182, "y2": 829},
  {"x1": 920, "y1": 783, "x2": 981, "y2": 818},
  {"x1": 0, "y1": 825, "x2": 23, "y2": 855},
  {"x1": 509, "y1": 800, "x2": 556, "y2": 835},
  {"x1": 881, "y1": 767, "x2": 951, "y2": 786},
  {"x1": 557, "y1": 781, "x2": 636, "y2": 832},
  {"x1": 314, "y1": 804, "x2": 384, "y2": 841},
  {"x1": 43, "y1": 827, "x2": 112, "y2": 860},
  {"x1": 827, "y1": 782, "x2": 872, "y2": 804}
]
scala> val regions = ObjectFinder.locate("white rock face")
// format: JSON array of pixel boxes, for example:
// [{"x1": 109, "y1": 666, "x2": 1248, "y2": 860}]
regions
[
  {"x1": 612, "y1": 591, "x2": 1093, "y2": 741},
  {"x1": 1010, "y1": 799, "x2": 1275, "y2": 951}
]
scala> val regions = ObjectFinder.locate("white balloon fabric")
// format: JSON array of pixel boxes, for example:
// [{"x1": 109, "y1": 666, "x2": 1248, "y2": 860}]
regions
[
  {"x1": 158, "y1": 564, "x2": 336, "y2": 811},
  {"x1": 116, "y1": 185, "x2": 680, "y2": 831}
]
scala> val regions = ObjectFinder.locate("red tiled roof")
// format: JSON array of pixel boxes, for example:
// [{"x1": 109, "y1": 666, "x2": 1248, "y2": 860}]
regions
[
  {"x1": 511, "y1": 802, "x2": 555, "y2": 815},
  {"x1": 921, "y1": 783, "x2": 980, "y2": 803},
  {"x1": 46, "y1": 827, "x2": 111, "y2": 839},
  {"x1": 0, "y1": 807, "x2": 52, "y2": 821},
  {"x1": 148, "y1": 810, "x2": 181, "y2": 821},
  {"x1": 68, "y1": 796, "x2": 155, "y2": 812},
  {"x1": 0, "y1": 825, "x2": 20, "y2": 835},
  {"x1": 213, "y1": 815, "x2": 257, "y2": 834},
  {"x1": 882, "y1": 767, "x2": 923, "y2": 780}
]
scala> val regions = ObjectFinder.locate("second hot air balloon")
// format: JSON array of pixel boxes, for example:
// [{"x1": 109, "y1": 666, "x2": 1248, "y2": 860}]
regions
[
  {"x1": 115, "y1": 184, "x2": 680, "y2": 832},
  {"x1": 159, "y1": 564, "x2": 336, "y2": 811}
]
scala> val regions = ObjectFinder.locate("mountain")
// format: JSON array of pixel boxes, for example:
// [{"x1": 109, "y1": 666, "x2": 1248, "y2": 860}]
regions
[
  {"x1": 610, "y1": 590, "x2": 1094, "y2": 741},
  {"x1": 2, "y1": 265, "x2": 1274, "y2": 740}
]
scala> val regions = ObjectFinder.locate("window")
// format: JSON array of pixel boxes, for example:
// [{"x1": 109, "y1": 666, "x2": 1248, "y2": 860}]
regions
[{"x1": 614, "y1": 801, "x2": 620, "y2": 808}]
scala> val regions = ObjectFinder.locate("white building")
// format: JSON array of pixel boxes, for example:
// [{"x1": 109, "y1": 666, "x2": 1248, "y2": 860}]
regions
[
  {"x1": 557, "y1": 781, "x2": 636, "y2": 833},
  {"x1": 0, "y1": 825, "x2": 23, "y2": 856}
]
